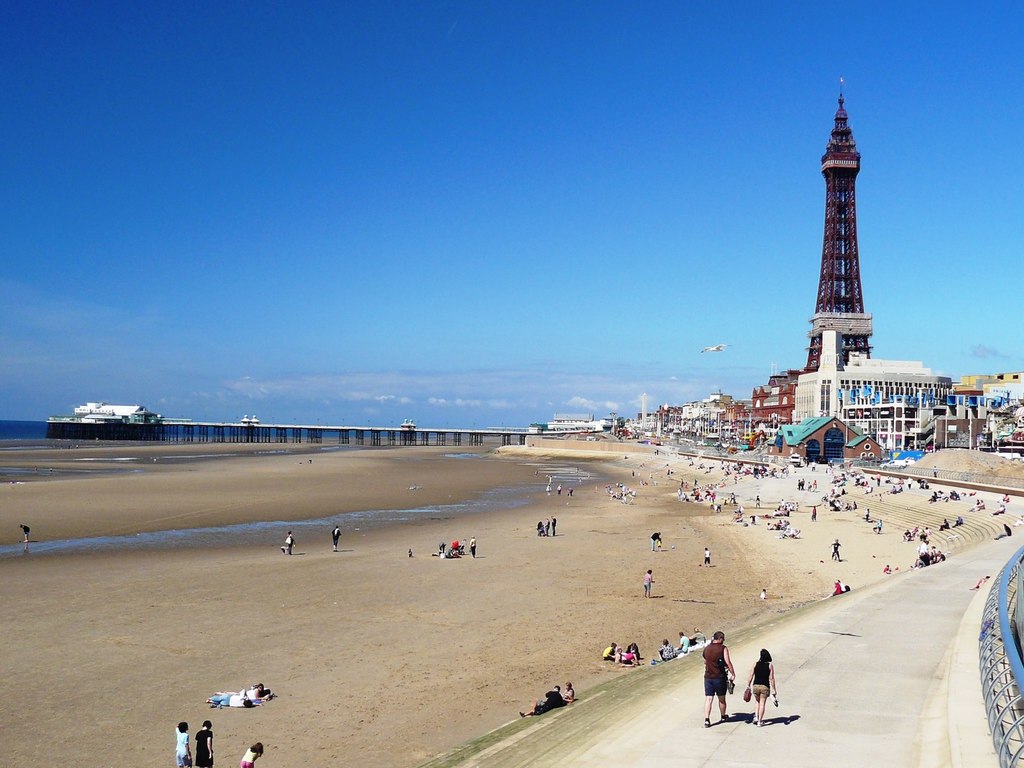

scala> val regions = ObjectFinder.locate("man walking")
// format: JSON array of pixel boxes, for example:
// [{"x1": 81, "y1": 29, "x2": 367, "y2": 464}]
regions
[
  {"x1": 332, "y1": 525, "x2": 341, "y2": 552},
  {"x1": 831, "y1": 538, "x2": 842, "y2": 562},
  {"x1": 702, "y1": 630, "x2": 736, "y2": 727}
]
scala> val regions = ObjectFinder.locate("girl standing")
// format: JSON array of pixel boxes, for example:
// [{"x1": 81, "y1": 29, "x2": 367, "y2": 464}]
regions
[
  {"x1": 175, "y1": 722, "x2": 191, "y2": 768},
  {"x1": 194, "y1": 721, "x2": 213, "y2": 768}
]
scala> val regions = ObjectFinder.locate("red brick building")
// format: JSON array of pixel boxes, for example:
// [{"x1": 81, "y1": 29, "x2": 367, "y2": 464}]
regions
[{"x1": 751, "y1": 370, "x2": 801, "y2": 428}]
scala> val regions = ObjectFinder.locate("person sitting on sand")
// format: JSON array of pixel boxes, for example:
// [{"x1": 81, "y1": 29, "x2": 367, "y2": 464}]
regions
[
  {"x1": 602, "y1": 642, "x2": 618, "y2": 661},
  {"x1": 690, "y1": 628, "x2": 707, "y2": 647},
  {"x1": 617, "y1": 642, "x2": 642, "y2": 666},
  {"x1": 520, "y1": 685, "x2": 567, "y2": 717},
  {"x1": 659, "y1": 639, "x2": 678, "y2": 661},
  {"x1": 678, "y1": 632, "x2": 691, "y2": 655},
  {"x1": 562, "y1": 682, "x2": 575, "y2": 703}
]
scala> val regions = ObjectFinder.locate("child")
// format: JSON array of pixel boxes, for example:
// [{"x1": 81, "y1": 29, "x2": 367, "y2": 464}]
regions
[
  {"x1": 240, "y1": 742, "x2": 263, "y2": 768},
  {"x1": 175, "y1": 722, "x2": 191, "y2": 768}
]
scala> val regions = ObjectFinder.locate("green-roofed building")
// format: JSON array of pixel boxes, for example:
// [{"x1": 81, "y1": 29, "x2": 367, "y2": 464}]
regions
[{"x1": 770, "y1": 415, "x2": 882, "y2": 463}]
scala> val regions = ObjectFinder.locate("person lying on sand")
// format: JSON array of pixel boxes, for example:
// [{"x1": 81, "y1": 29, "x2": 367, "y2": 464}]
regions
[
  {"x1": 243, "y1": 683, "x2": 273, "y2": 700},
  {"x1": 520, "y1": 685, "x2": 567, "y2": 717},
  {"x1": 206, "y1": 692, "x2": 268, "y2": 708}
]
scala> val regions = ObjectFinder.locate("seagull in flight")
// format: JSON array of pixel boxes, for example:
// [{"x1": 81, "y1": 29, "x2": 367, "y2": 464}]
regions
[{"x1": 700, "y1": 344, "x2": 728, "y2": 353}]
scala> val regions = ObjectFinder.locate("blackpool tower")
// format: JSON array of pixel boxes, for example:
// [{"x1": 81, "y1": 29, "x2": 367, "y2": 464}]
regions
[{"x1": 804, "y1": 93, "x2": 872, "y2": 372}]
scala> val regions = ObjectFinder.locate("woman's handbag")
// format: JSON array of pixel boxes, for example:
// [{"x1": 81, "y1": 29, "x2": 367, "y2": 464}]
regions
[{"x1": 743, "y1": 687, "x2": 752, "y2": 703}]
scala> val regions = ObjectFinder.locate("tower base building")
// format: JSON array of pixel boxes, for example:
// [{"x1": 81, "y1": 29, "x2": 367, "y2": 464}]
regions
[{"x1": 794, "y1": 331, "x2": 952, "y2": 451}]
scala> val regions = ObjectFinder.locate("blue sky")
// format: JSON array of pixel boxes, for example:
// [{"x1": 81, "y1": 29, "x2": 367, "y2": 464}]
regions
[{"x1": 3, "y1": 2, "x2": 1022, "y2": 427}]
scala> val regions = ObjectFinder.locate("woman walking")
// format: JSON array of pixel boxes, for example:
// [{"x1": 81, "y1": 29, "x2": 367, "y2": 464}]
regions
[{"x1": 745, "y1": 648, "x2": 777, "y2": 727}]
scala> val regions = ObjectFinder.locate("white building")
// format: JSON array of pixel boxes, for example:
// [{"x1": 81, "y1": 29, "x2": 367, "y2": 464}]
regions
[
  {"x1": 71, "y1": 402, "x2": 161, "y2": 423},
  {"x1": 794, "y1": 331, "x2": 953, "y2": 450}
]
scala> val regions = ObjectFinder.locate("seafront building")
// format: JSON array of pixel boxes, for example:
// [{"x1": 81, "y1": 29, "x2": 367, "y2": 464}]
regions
[
  {"x1": 750, "y1": 369, "x2": 800, "y2": 428},
  {"x1": 768, "y1": 414, "x2": 883, "y2": 462},
  {"x1": 646, "y1": 394, "x2": 753, "y2": 445}
]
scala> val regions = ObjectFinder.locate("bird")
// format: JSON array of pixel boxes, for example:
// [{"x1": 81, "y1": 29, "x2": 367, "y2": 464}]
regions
[{"x1": 700, "y1": 344, "x2": 728, "y2": 353}]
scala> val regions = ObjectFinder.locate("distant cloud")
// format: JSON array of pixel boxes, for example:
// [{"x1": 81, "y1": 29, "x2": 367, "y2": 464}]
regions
[
  {"x1": 566, "y1": 395, "x2": 619, "y2": 413},
  {"x1": 374, "y1": 395, "x2": 413, "y2": 405},
  {"x1": 971, "y1": 344, "x2": 1008, "y2": 359}
]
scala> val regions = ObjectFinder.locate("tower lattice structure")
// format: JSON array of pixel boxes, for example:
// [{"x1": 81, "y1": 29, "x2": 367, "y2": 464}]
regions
[{"x1": 805, "y1": 94, "x2": 872, "y2": 372}]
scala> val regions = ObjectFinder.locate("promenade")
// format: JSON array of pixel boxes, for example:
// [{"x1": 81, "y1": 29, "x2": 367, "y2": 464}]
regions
[{"x1": 423, "y1": 527, "x2": 1013, "y2": 768}]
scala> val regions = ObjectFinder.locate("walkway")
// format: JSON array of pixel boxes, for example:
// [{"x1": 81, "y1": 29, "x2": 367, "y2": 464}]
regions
[{"x1": 422, "y1": 532, "x2": 1015, "y2": 767}]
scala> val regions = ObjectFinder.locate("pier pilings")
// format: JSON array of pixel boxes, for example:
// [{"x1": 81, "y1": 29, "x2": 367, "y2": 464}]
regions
[{"x1": 45, "y1": 421, "x2": 526, "y2": 447}]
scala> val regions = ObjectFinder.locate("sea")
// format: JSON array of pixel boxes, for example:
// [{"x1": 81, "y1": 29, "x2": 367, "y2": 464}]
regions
[{"x1": 0, "y1": 420, "x2": 48, "y2": 442}]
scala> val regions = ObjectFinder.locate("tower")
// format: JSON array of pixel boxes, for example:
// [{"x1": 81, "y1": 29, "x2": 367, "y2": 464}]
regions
[{"x1": 805, "y1": 93, "x2": 872, "y2": 372}]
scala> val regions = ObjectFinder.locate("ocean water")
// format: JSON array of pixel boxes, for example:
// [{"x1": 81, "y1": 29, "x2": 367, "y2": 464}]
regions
[{"x1": 0, "y1": 420, "x2": 48, "y2": 441}]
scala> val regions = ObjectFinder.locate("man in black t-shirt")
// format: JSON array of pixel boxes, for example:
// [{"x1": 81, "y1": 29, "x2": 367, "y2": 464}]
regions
[
  {"x1": 544, "y1": 687, "x2": 567, "y2": 710},
  {"x1": 520, "y1": 685, "x2": 566, "y2": 717}
]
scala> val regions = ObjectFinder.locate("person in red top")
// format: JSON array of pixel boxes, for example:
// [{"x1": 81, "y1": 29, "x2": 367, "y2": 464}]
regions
[{"x1": 702, "y1": 630, "x2": 736, "y2": 727}]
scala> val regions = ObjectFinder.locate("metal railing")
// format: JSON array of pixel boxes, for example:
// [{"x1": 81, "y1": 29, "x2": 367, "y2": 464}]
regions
[
  {"x1": 980, "y1": 544, "x2": 1024, "y2": 766},
  {"x1": 903, "y1": 465, "x2": 1024, "y2": 491}
]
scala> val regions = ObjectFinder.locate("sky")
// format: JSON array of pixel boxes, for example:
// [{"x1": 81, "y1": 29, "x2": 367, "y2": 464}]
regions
[{"x1": 3, "y1": 2, "x2": 1022, "y2": 428}]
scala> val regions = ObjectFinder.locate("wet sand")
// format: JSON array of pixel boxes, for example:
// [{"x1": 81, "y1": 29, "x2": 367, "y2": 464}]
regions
[{"x1": 0, "y1": 441, "x2": 967, "y2": 767}]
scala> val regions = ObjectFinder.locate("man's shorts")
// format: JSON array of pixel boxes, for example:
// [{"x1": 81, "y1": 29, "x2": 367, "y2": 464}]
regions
[{"x1": 704, "y1": 677, "x2": 728, "y2": 697}]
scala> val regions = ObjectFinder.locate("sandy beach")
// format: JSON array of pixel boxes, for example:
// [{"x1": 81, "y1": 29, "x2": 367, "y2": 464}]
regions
[{"x1": 1, "y1": 440, "x2": 1010, "y2": 767}]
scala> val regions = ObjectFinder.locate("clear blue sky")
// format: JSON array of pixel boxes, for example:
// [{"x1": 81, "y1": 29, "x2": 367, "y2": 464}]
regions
[{"x1": 3, "y1": 2, "x2": 1021, "y2": 427}]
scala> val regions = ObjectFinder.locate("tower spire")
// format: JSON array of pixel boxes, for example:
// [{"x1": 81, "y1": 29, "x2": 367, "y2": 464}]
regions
[{"x1": 805, "y1": 93, "x2": 872, "y2": 372}]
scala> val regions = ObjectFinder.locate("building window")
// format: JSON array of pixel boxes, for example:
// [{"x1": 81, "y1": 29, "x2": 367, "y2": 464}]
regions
[
  {"x1": 806, "y1": 438, "x2": 821, "y2": 462},
  {"x1": 823, "y1": 428, "x2": 845, "y2": 461}
]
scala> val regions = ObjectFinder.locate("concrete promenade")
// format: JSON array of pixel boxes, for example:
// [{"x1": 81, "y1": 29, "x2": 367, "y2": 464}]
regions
[{"x1": 424, "y1": 532, "x2": 1015, "y2": 768}]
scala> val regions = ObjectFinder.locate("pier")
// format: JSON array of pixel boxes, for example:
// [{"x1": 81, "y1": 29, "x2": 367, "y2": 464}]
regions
[{"x1": 45, "y1": 419, "x2": 530, "y2": 447}]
